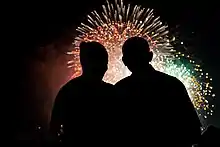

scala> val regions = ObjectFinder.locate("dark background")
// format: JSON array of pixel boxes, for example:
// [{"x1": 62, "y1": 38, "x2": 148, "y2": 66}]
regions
[{"x1": 9, "y1": 0, "x2": 219, "y2": 131}]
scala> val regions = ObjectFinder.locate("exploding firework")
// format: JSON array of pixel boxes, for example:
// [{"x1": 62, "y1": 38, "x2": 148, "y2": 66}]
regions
[{"x1": 67, "y1": 0, "x2": 215, "y2": 123}]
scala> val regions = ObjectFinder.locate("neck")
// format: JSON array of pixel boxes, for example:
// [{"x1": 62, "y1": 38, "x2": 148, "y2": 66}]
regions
[
  {"x1": 131, "y1": 64, "x2": 155, "y2": 75},
  {"x1": 81, "y1": 73, "x2": 103, "y2": 82}
]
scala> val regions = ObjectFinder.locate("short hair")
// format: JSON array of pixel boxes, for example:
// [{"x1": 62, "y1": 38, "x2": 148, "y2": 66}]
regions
[
  {"x1": 80, "y1": 41, "x2": 108, "y2": 67},
  {"x1": 122, "y1": 37, "x2": 150, "y2": 58}
]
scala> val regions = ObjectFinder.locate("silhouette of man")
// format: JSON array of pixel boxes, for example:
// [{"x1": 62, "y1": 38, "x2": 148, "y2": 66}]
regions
[
  {"x1": 115, "y1": 37, "x2": 201, "y2": 146},
  {"x1": 50, "y1": 41, "x2": 115, "y2": 145}
]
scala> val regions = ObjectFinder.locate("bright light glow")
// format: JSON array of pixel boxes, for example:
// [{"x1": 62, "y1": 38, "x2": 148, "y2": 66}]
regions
[{"x1": 67, "y1": 0, "x2": 215, "y2": 122}]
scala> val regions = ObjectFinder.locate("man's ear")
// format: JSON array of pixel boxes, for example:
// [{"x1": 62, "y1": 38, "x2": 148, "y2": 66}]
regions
[{"x1": 148, "y1": 51, "x2": 153, "y2": 62}]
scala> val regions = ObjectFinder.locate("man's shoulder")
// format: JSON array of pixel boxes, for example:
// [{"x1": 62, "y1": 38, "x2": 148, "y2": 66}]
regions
[
  {"x1": 115, "y1": 76, "x2": 132, "y2": 87},
  {"x1": 101, "y1": 82, "x2": 114, "y2": 93},
  {"x1": 103, "y1": 82, "x2": 114, "y2": 86},
  {"x1": 155, "y1": 70, "x2": 183, "y2": 85},
  {"x1": 60, "y1": 77, "x2": 82, "y2": 92}
]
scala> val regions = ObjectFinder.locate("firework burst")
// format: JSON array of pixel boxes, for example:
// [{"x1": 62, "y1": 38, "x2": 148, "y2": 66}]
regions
[{"x1": 67, "y1": 0, "x2": 215, "y2": 124}]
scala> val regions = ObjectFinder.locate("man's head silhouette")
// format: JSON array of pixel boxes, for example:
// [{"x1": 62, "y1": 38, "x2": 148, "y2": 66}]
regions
[
  {"x1": 122, "y1": 37, "x2": 153, "y2": 72},
  {"x1": 80, "y1": 41, "x2": 108, "y2": 80}
]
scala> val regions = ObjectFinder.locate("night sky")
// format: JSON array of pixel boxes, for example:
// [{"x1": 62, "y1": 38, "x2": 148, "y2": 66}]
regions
[{"x1": 11, "y1": 0, "x2": 219, "y2": 130}]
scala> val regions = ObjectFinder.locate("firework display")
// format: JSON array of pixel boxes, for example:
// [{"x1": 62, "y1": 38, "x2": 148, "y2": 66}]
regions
[{"x1": 67, "y1": 0, "x2": 215, "y2": 123}]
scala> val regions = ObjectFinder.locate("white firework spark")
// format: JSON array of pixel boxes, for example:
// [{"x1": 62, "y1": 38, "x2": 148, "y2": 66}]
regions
[
  {"x1": 69, "y1": 0, "x2": 174, "y2": 84},
  {"x1": 66, "y1": 0, "x2": 215, "y2": 124}
]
